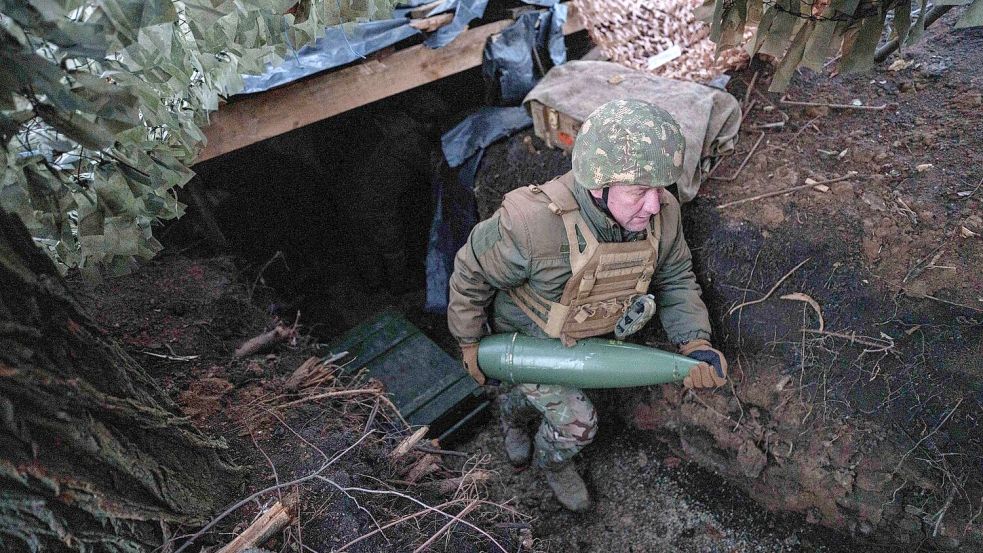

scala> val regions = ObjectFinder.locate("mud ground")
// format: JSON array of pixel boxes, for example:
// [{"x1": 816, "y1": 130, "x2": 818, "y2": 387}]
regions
[
  {"x1": 464, "y1": 395, "x2": 859, "y2": 553},
  {"x1": 77, "y1": 257, "x2": 525, "y2": 552}
]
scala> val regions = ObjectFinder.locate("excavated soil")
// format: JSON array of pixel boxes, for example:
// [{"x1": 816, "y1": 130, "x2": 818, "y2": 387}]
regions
[
  {"x1": 469, "y1": 12, "x2": 982, "y2": 551},
  {"x1": 76, "y1": 257, "x2": 526, "y2": 552}
]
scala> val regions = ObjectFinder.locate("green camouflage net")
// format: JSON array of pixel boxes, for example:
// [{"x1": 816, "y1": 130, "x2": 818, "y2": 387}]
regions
[{"x1": 0, "y1": 0, "x2": 395, "y2": 276}]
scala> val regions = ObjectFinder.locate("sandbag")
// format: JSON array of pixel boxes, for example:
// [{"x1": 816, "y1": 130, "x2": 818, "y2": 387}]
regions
[{"x1": 523, "y1": 60, "x2": 742, "y2": 202}]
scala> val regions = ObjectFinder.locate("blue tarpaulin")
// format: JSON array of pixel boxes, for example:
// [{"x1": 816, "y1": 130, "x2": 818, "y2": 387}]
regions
[
  {"x1": 242, "y1": 0, "x2": 490, "y2": 94},
  {"x1": 424, "y1": 107, "x2": 534, "y2": 313},
  {"x1": 482, "y1": 4, "x2": 567, "y2": 105}
]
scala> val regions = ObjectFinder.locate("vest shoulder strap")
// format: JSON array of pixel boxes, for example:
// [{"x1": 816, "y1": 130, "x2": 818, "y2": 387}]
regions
[{"x1": 534, "y1": 174, "x2": 579, "y2": 215}]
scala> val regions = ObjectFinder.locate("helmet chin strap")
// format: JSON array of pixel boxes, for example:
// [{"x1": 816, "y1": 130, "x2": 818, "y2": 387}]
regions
[{"x1": 594, "y1": 187, "x2": 624, "y2": 236}]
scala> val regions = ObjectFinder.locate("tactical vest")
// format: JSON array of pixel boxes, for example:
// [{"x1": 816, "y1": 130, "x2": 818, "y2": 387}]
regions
[{"x1": 507, "y1": 177, "x2": 661, "y2": 344}]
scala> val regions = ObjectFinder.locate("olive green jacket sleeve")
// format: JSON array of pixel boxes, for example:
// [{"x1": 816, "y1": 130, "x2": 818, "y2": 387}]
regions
[
  {"x1": 652, "y1": 195, "x2": 712, "y2": 345},
  {"x1": 447, "y1": 207, "x2": 530, "y2": 344}
]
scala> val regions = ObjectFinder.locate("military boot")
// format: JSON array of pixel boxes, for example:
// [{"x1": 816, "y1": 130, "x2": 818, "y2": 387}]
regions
[
  {"x1": 500, "y1": 419, "x2": 533, "y2": 466},
  {"x1": 544, "y1": 464, "x2": 591, "y2": 512}
]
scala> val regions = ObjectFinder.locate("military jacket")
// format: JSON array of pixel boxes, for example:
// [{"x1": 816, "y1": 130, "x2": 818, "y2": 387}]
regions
[{"x1": 447, "y1": 171, "x2": 712, "y2": 345}]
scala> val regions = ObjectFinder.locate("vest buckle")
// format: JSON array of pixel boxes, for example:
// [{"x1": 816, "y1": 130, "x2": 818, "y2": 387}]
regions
[
  {"x1": 635, "y1": 267, "x2": 655, "y2": 293},
  {"x1": 577, "y1": 274, "x2": 596, "y2": 299},
  {"x1": 547, "y1": 202, "x2": 564, "y2": 215}
]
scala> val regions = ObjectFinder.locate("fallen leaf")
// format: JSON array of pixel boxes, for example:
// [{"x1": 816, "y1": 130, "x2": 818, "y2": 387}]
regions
[
  {"x1": 888, "y1": 58, "x2": 913, "y2": 71},
  {"x1": 608, "y1": 74, "x2": 625, "y2": 85},
  {"x1": 915, "y1": 163, "x2": 934, "y2": 172},
  {"x1": 961, "y1": 226, "x2": 979, "y2": 238}
]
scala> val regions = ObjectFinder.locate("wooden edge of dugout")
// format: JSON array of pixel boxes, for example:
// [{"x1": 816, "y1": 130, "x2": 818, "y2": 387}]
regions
[{"x1": 195, "y1": 2, "x2": 586, "y2": 164}]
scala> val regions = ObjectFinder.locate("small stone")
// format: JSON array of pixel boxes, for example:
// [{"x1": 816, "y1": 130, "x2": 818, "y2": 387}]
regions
[
  {"x1": 813, "y1": 184, "x2": 830, "y2": 193},
  {"x1": 953, "y1": 91, "x2": 983, "y2": 108},
  {"x1": 803, "y1": 105, "x2": 829, "y2": 118},
  {"x1": 919, "y1": 61, "x2": 948, "y2": 78},
  {"x1": 915, "y1": 163, "x2": 934, "y2": 172}
]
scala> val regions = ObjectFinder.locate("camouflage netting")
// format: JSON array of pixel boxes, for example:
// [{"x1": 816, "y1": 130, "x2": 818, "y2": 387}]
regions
[{"x1": 572, "y1": 0, "x2": 752, "y2": 81}]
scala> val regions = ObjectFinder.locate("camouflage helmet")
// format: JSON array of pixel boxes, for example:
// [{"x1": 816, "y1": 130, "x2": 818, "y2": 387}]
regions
[{"x1": 571, "y1": 99, "x2": 685, "y2": 190}]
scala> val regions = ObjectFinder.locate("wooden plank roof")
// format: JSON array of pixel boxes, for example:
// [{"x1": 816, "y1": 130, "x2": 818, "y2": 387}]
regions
[{"x1": 196, "y1": 4, "x2": 584, "y2": 163}]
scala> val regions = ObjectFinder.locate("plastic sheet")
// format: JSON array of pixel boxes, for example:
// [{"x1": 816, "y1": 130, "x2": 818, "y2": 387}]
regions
[
  {"x1": 482, "y1": 4, "x2": 568, "y2": 105},
  {"x1": 242, "y1": 19, "x2": 421, "y2": 93},
  {"x1": 242, "y1": 0, "x2": 490, "y2": 94},
  {"x1": 424, "y1": 107, "x2": 533, "y2": 313},
  {"x1": 425, "y1": 0, "x2": 490, "y2": 48},
  {"x1": 441, "y1": 106, "x2": 533, "y2": 168}
]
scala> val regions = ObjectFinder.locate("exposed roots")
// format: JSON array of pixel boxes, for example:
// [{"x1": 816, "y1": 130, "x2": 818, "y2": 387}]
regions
[{"x1": 171, "y1": 355, "x2": 529, "y2": 553}]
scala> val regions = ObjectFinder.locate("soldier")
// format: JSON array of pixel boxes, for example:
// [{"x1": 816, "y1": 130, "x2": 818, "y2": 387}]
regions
[{"x1": 447, "y1": 99, "x2": 728, "y2": 512}]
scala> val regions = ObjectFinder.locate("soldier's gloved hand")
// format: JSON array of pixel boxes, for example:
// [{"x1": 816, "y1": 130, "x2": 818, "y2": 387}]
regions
[
  {"x1": 460, "y1": 342, "x2": 487, "y2": 385},
  {"x1": 678, "y1": 339, "x2": 727, "y2": 388}
]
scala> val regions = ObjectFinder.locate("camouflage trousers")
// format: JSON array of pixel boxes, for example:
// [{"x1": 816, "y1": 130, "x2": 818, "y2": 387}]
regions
[{"x1": 499, "y1": 383, "x2": 598, "y2": 469}]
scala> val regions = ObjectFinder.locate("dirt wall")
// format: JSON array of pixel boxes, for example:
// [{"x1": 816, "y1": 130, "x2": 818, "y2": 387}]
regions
[{"x1": 473, "y1": 127, "x2": 982, "y2": 550}]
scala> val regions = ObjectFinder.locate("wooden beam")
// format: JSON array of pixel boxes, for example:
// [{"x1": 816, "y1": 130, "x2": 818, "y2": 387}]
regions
[{"x1": 195, "y1": 4, "x2": 584, "y2": 163}]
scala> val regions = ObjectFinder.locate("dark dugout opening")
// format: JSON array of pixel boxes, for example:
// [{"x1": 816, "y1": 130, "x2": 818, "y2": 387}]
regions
[{"x1": 167, "y1": 30, "x2": 592, "y2": 346}]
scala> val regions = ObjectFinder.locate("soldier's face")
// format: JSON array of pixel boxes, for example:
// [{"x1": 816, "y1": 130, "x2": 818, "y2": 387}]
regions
[{"x1": 592, "y1": 185, "x2": 663, "y2": 232}]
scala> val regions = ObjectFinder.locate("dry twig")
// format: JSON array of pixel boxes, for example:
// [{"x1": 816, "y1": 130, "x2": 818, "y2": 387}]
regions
[
  {"x1": 235, "y1": 316, "x2": 300, "y2": 358},
  {"x1": 391, "y1": 426, "x2": 430, "y2": 460},
  {"x1": 801, "y1": 329, "x2": 895, "y2": 353},
  {"x1": 216, "y1": 495, "x2": 297, "y2": 553},
  {"x1": 171, "y1": 431, "x2": 375, "y2": 553},
  {"x1": 412, "y1": 500, "x2": 481, "y2": 553},
  {"x1": 894, "y1": 399, "x2": 964, "y2": 473},
  {"x1": 780, "y1": 95, "x2": 888, "y2": 110},
  {"x1": 717, "y1": 172, "x2": 858, "y2": 209},
  {"x1": 726, "y1": 258, "x2": 811, "y2": 316},
  {"x1": 708, "y1": 132, "x2": 764, "y2": 182}
]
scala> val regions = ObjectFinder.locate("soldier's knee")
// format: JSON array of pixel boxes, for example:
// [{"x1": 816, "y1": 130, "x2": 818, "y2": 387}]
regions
[{"x1": 558, "y1": 399, "x2": 598, "y2": 446}]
